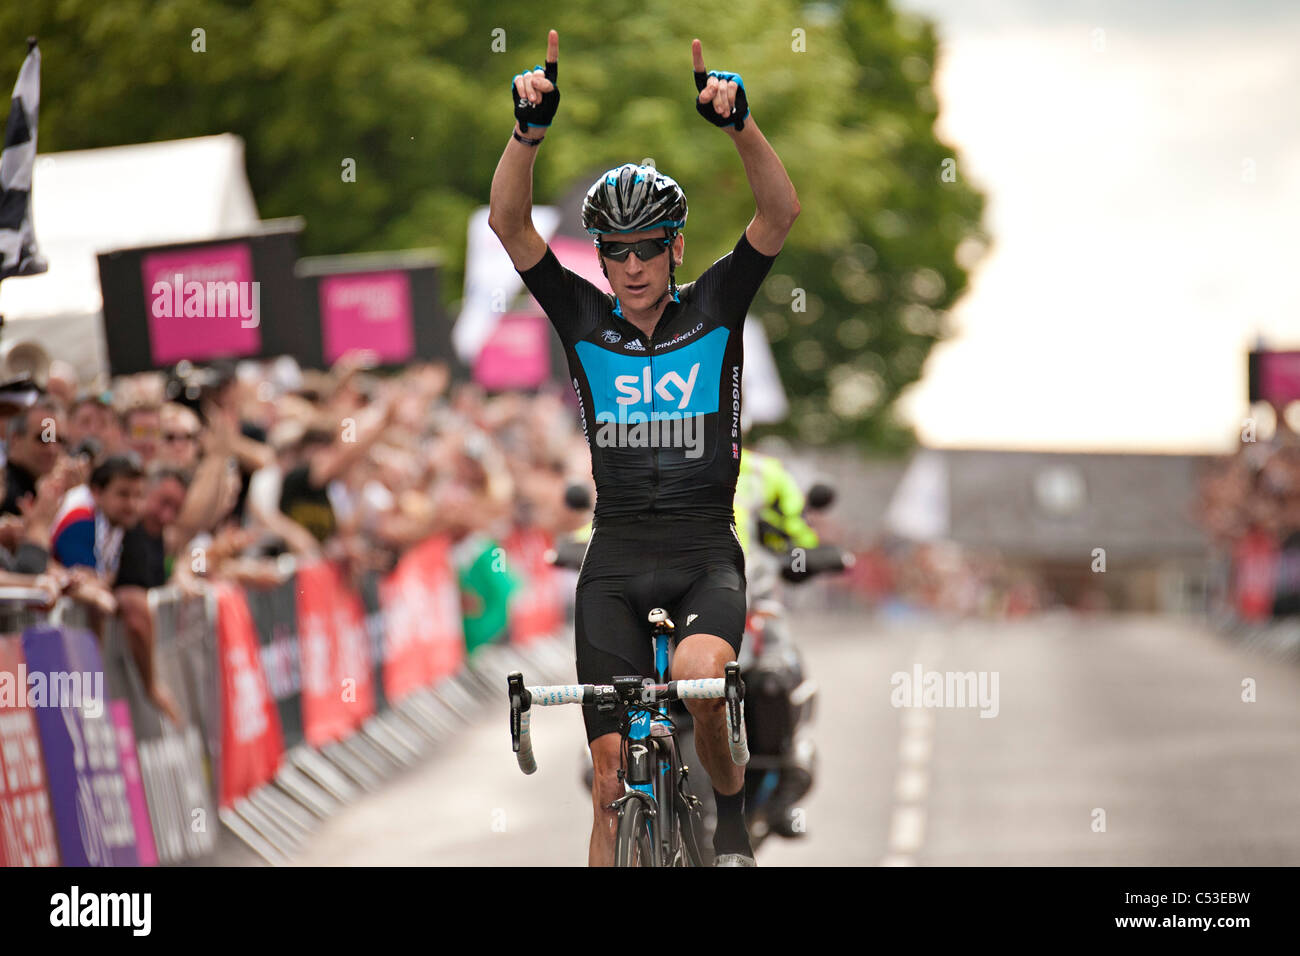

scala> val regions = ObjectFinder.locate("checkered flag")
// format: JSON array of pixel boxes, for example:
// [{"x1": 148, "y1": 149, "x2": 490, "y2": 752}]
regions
[{"x1": 0, "y1": 38, "x2": 47, "y2": 280}]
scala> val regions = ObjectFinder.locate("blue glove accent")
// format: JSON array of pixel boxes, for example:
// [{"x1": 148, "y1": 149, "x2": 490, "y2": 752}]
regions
[
  {"x1": 694, "y1": 69, "x2": 749, "y2": 130},
  {"x1": 512, "y1": 60, "x2": 559, "y2": 132}
]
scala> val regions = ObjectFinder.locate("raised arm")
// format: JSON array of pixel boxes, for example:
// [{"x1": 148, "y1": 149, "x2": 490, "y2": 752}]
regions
[
  {"x1": 488, "y1": 29, "x2": 560, "y2": 271},
  {"x1": 692, "y1": 39, "x2": 800, "y2": 256}
]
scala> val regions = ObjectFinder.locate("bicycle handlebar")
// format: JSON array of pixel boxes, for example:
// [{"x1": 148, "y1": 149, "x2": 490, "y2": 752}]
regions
[{"x1": 507, "y1": 670, "x2": 747, "y2": 774}]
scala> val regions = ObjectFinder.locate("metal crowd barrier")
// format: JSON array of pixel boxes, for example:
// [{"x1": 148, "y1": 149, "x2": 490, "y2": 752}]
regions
[{"x1": 0, "y1": 549, "x2": 576, "y2": 867}]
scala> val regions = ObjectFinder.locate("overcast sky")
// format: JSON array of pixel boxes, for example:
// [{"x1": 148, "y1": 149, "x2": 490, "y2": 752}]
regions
[{"x1": 891, "y1": 0, "x2": 1300, "y2": 452}]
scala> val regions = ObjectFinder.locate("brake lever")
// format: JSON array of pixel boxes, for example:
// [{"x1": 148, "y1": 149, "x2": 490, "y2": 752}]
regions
[
  {"x1": 507, "y1": 671, "x2": 530, "y2": 752},
  {"x1": 724, "y1": 662, "x2": 744, "y2": 741}
]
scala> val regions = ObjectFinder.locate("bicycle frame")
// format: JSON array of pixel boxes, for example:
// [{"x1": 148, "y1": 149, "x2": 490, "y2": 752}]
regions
[
  {"x1": 507, "y1": 609, "x2": 748, "y2": 867},
  {"x1": 610, "y1": 620, "x2": 696, "y2": 867}
]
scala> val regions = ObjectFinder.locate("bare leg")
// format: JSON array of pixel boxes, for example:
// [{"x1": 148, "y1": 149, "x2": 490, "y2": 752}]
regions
[
  {"x1": 588, "y1": 732, "x2": 622, "y2": 866},
  {"x1": 673, "y1": 634, "x2": 743, "y2": 795}
]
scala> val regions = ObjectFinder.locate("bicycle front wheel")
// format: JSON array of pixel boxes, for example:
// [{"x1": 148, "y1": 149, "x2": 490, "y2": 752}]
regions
[{"x1": 615, "y1": 799, "x2": 656, "y2": 867}]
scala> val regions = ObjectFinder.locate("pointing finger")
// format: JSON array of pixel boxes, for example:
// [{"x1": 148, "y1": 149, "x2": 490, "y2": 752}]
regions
[
  {"x1": 692, "y1": 38, "x2": 706, "y2": 73},
  {"x1": 546, "y1": 28, "x2": 558, "y2": 82}
]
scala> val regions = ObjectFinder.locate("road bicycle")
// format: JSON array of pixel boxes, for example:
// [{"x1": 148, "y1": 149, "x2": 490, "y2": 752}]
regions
[{"x1": 507, "y1": 607, "x2": 748, "y2": 866}]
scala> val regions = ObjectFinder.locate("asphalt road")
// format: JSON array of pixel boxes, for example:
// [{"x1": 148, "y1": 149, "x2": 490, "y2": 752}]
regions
[{"x1": 287, "y1": 610, "x2": 1300, "y2": 866}]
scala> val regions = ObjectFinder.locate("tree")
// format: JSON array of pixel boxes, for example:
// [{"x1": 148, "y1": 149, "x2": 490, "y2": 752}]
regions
[{"x1": 4, "y1": 0, "x2": 985, "y2": 453}]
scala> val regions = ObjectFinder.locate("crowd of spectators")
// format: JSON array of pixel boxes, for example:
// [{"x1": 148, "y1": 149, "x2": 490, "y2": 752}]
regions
[
  {"x1": 1196, "y1": 403, "x2": 1300, "y2": 618},
  {"x1": 1197, "y1": 405, "x2": 1300, "y2": 548},
  {"x1": 0, "y1": 350, "x2": 594, "y2": 722}
]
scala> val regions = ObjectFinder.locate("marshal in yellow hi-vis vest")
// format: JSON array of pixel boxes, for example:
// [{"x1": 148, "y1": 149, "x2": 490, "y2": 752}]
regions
[{"x1": 733, "y1": 449, "x2": 819, "y2": 560}]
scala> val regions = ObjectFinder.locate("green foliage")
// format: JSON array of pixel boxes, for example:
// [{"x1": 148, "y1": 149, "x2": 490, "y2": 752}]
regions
[{"x1": 4, "y1": 0, "x2": 985, "y2": 452}]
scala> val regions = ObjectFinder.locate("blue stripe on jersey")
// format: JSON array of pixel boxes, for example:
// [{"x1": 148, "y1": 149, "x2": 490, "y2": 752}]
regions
[{"x1": 575, "y1": 326, "x2": 729, "y2": 422}]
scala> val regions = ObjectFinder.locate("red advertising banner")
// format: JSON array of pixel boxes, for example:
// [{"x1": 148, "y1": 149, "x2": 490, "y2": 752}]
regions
[
  {"x1": 1234, "y1": 528, "x2": 1278, "y2": 622},
  {"x1": 142, "y1": 242, "x2": 262, "y2": 365},
  {"x1": 0, "y1": 635, "x2": 60, "y2": 867},
  {"x1": 505, "y1": 527, "x2": 563, "y2": 645},
  {"x1": 379, "y1": 536, "x2": 465, "y2": 702},
  {"x1": 216, "y1": 584, "x2": 285, "y2": 808},
  {"x1": 295, "y1": 562, "x2": 376, "y2": 747},
  {"x1": 320, "y1": 270, "x2": 414, "y2": 365}
]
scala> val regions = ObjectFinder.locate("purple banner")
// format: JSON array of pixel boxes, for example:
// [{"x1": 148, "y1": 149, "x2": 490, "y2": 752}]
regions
[
  {"x1": 21, "y1": 627, "x2": 141, "y2": 867},
  {"x1": 320, "y1": 270, "x2": 414, "y2": 364}
]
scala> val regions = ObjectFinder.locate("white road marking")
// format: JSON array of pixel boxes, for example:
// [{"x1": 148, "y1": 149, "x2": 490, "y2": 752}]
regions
[
  {"x1": 888, "y1": 806, "x2": 926, "y2": 853},
  {"x1": 899, "y1": 734, "x2": 933, "y2": 766},
  {"x1": 882, "y1": 644, "x2": 940, "y2": 866},
  {"x1": 895, "y1": 768, "x2": 929, "y2": 803}
]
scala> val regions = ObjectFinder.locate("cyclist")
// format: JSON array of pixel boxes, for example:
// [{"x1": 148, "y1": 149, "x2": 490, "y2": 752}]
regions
[{"x1": 489, "y1": 30, "x2": 800, "y2": 866}]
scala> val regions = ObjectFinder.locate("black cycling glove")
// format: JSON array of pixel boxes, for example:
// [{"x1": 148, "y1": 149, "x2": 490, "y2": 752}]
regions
[
  {"x1": 694, "y1": 69, "x2": 748, "y2": 130},
  {"x1": 512, "y1": 60, "x2": 560, "y2": 134}
]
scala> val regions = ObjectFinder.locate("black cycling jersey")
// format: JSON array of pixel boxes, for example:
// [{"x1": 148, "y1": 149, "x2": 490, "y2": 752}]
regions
[{"x1": 517, "y1": 230, "x2": 778, "y2": 520}]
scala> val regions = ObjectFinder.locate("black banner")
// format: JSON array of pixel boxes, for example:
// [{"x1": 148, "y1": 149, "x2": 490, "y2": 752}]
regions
[
  {"x1": 295, "y1": 251, "x2": 457, "y2": 371},
  {"x1": 96, "y1": 222, "x2": 307, "y2": 375},
  {"x1": 245, "y1": 576, "x2": 306, "y2": 750}
]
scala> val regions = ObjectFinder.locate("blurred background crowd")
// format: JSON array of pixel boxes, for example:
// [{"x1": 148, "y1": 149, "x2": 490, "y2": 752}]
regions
[
  {"x1": 1196, "y1": 407, "x2": 1300, "y2": 621},
  {"x1": 0, "y1": 351, "x2": 603, "y2": 718}
]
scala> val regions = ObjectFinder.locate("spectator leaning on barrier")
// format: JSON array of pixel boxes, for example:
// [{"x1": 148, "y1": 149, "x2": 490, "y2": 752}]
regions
[
  {"x1": 2, "y1": 398, "x2": 64, "y2": 516},
  {"x1": 51, "y1": 454, "x2": 145, "y2": 583},
  {"x1": 115, "y1": 465, "x2": 189, "y2": 591},
  {"x1": 0, "y1": 454, "x2": 88, "y2": 571},
  {"x1": 111, "y1": 462, "x2": 189, "y2": 726}
]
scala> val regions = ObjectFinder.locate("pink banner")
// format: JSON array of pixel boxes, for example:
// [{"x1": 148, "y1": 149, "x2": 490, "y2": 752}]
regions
[
  {"x1": 1256, "y1": 351, "x2": 1300, "y2": 407},
  {"x1": 109, "y1": 700, "x2": 157, "y2": 867},
  {"x1": 473, "y1": 313, "x2": 550, "y2": 390},
  {"x1": 320, "y1": 271, "x2": 414, "y2": 364},
  {"x1": 142, "y1": 243, "x2": 261, "y2": 365}
]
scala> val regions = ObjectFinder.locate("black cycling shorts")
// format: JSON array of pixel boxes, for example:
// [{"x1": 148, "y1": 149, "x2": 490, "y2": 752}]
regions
[{"x1": 574, "y1": 513, "x2": 747, "y2": 742}]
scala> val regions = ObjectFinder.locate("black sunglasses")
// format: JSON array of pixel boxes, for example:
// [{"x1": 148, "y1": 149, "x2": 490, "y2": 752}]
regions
[{"x1": 597, "y1": 236, "x2": 672, "y2": 262}]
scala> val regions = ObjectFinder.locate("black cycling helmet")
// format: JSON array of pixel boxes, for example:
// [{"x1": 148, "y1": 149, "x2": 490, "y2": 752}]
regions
[
  {"x1": 582, "y1": 163, "x2": 688, "y2": 302},
  {"x1": 582, "y1": 163, "x2": 688, "y2": 236}
]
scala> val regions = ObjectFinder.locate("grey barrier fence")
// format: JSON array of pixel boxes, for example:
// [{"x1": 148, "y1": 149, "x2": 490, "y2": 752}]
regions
[{"x1": 0, "y1": 562, "x2": 577, "y2": 867}]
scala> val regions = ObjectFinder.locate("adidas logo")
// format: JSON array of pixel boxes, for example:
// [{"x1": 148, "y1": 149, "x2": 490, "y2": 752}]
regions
[
  {"x1": 623, "y1": 339, "x2": 645, "y2": 351},
  {"x1": 686, "y1": 613, "x2": 698, "y2": 626}
]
